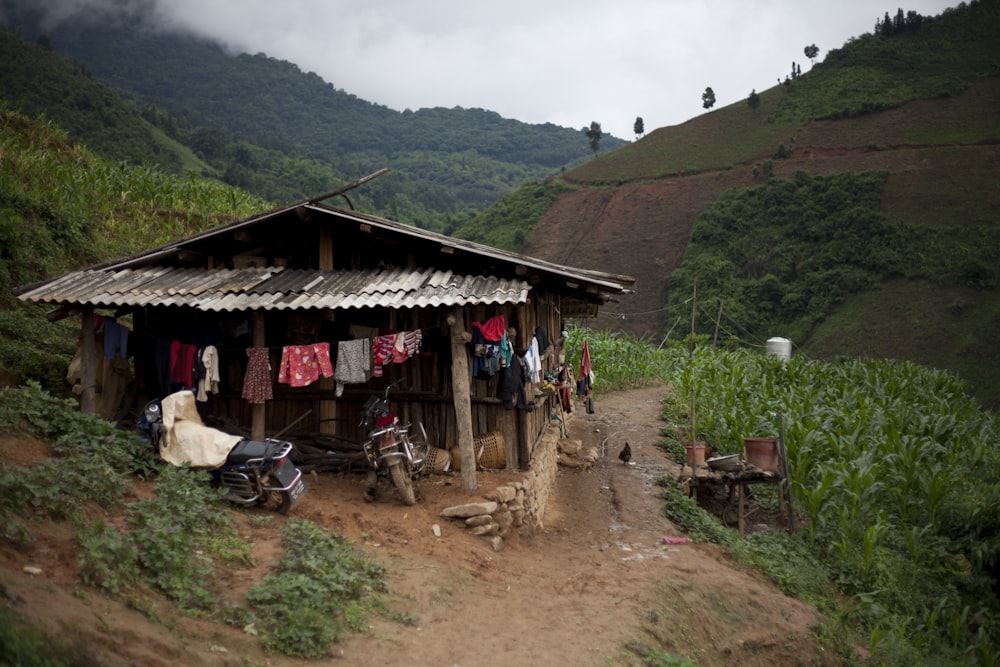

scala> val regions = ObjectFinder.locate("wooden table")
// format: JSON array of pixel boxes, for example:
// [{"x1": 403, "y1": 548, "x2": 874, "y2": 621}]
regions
[{"x1": 679, "y1": 464, "x2": 791, "y2": 534}]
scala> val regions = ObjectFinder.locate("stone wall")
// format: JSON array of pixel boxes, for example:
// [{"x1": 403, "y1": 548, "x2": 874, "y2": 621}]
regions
[{"x1": 438, "y1": 408, "x2": 599, "y2": 551}]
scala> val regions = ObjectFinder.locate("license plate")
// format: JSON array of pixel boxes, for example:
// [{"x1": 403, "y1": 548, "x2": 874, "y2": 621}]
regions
[
  {"x1": 289, "y1": 478, "x2": 306, "y2": 503},
  {"x1": 272, "y1": 460, "x2": 300, "y2": 487}
]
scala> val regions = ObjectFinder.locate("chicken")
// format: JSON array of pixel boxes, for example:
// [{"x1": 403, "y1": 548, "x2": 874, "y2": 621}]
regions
[{"x1": 618, "y1": 441, "x2": 632, "y2": 465}]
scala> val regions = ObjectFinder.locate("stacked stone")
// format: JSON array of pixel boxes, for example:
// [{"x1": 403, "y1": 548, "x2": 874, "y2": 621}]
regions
[
  {"x1": 437, "y1": 406, "x2": 579, "y2": 551},
  {"x1": 556, "y1": 438, "x2": 599, "y2": 469}
]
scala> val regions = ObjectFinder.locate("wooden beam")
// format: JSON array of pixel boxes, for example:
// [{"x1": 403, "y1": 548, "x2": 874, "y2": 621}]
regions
[
  {"x1": 448, "y1": 308, "x2": 477, "y2": 491},
  {"x1": 79, "y1": 309, "x2": 96, "y2": 414},
  {"x1": 307, "y1": 168, "x2": 390, "y2": 204}
]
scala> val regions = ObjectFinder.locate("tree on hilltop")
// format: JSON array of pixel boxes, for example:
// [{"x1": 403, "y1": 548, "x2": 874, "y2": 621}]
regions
[
  {"x1": 804, "y1": 43, "x2": 819, "y2": 64},
  {"x1": 702, "y1": 86, "x2": 716, "y2": 109},
  {"x1": 584, "y1": 121, "x2": 602, "y2": 157},
  {"x1": 747, "y1": 89, "x2": 760, "y2": 112},
  {"x1": 633, "y1": 116, "x2": 644, "y2": 139}
]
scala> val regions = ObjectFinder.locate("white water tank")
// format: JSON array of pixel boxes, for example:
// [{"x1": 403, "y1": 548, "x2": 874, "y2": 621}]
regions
[{"x1": 766, "y1": 337, "x2": 792, "y2": 361}]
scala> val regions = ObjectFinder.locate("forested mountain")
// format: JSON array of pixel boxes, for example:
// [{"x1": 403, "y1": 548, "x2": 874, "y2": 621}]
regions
[{"x1": 1, "y1": 2, "x2": 623, "y2": 232}]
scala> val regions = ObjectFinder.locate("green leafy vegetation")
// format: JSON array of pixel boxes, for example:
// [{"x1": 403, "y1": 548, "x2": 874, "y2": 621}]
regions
[
  {"x1": 453, "y1": 178, "x2": 573, "y2": 251},
  {"x1": 0, "y1": 384, "x2": 390, "y2": 659},
  {"x1": 667, "y1": 170, "x2": 911, "y2": 344},
  {"x1": 777, "y1": 1, "x2": 1000, "y2": 122},
  {"x1": 0, "y1": 29, "x2": 193, "y2": 172},
  {"x1": 568, "y1": 325, "x2": 1000, "y2": 665},
  {"x1": 240, "y1": 520, "x2": 387, "y2": 657},
  {"x1": 0, "y1": 605, "x2": 102, "y2": 667}
]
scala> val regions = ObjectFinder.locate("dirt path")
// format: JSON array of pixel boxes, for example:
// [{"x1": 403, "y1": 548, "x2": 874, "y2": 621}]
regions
[
  {"x1": 0, "y1": 385, "x2": 840, "y2": 666},
  {"x1": 313, "y1": 384, "x2": 838, "y2": 667}
]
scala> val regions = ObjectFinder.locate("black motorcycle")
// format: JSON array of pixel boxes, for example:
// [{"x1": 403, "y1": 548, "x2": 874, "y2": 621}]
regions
[{"x1": 141, "y1": 391, "x2": 306, "y2": 514}]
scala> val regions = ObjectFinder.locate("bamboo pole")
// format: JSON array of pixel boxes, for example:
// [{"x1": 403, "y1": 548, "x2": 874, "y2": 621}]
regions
[
  {"x1": 689, "y1": 281, "x2": 697, "y2": 446},
  {"x1": 777, "y1": 411, "x2": 796, "y2": 532}
]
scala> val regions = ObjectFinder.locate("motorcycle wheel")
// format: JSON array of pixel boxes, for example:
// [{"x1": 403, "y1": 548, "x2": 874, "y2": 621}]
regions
[
  {"x1": 387, "y1": 459, "x2": 416, "y2": 506},
  {"x1": 260, "y1": 489, "x2": 293, "y2": 514}
]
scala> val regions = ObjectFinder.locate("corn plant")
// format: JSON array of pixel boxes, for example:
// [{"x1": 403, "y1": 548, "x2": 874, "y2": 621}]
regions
[{"x1": 570, "y1": 324, "x2": 1000, "y2": 662}]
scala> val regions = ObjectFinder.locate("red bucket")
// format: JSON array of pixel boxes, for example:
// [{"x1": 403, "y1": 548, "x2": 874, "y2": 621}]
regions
[
  {"x1": 686, "y1": 441, "x2": 706, "y2": 467},
  {"x1": 743, "y1": 438, "x2": 779, "y2": 471}
]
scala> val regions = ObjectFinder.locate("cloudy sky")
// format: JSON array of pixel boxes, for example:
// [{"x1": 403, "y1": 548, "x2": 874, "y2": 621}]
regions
[{"x1": 38, "y1": 0, "x2": 960, "y2": 138}]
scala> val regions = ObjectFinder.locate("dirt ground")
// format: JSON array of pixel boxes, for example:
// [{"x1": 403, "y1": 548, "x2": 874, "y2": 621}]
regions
[{"x1": 0, "y1": 385, "x2": 843, "y2": 667}]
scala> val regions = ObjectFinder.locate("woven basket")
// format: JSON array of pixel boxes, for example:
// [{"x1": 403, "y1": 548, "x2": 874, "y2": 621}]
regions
[
  {"x1": 422, "y1": 447, "x2": 452, "y2": 473},
  {"x1": 475, "y1": 431, "x2": 506, "y2": 470}
]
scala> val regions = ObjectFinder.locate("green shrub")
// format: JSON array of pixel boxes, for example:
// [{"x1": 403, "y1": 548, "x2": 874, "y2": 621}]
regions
[{"x1": 243, "y1": 520, "x2": 387, "y2": 658}]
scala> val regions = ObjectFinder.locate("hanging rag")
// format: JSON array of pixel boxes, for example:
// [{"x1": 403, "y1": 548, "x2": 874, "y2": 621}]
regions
[
  {"x1": 402, "y1": 329, "x2": 423, "y2": 357},
  {"x1": 577, "y1": 340, "x2": 595, "y2": 413},
  {"x1": 335, "y1": 338, "x2": 371, "y2": 397},
  {"x1": 196, "y1": 345, "x2": 220, "y2": 402},
  {"x1": 169, "y1": 340, "x2": 197, "y2": 389},
  {"x1": 496, "y1": 355, "x2": 529, "y2": 410},
  {"x1": 242, "y1": 347, "x2": 273, "y2": 403},
  {"x1": 372, "y1": 333, "x2": 399, "y2": 377},
  {"x1": 103, "y1": 319, "x2": 129, "y2": 360},
  {"x1": 533, "y1": 325, "x2": 550, "y2": 359},
  {"x1": 471, "y1": 315, "x2": 506, "y2": 342},
  {"x1": 278, "y1": 342, "x2": 334, "y2": 387},
  {"x1": 523, "y1": 335, "x2": 542, "y2": 383}
]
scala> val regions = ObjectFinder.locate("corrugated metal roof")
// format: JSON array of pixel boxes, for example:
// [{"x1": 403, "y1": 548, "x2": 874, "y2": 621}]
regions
[{"x1": 18, "y1": 266, "x2": 530, "y2": 312}]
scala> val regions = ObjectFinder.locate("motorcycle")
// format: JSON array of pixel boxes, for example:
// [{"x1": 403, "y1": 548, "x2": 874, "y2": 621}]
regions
[
  {"x1": 360, "y1": 380, "x2": 425, "y2": 506},
  {"x1": 140, "y1": 390, "x2": 306, "y2": 514}
]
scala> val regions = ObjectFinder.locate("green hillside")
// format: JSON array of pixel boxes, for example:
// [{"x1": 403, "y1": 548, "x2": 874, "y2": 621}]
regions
[
  {"x1": 482, "y1": 0, "x2": 1000, "y2": 409},
  {"x1": 0, "y1": 30, "x2": 203, "y2": 174}
]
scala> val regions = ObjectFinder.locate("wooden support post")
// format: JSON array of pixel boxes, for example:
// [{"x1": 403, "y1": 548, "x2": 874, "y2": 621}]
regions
[
  {"x1": 448, "y1": 308, "x2": 476, "y2": 491},
  {"x1": 517, "y1": 407, "x2": 531, "y2": 470},
  {"x1": 319, "y1": 226, "x2": 333, "y2": 271},
  {"x1": 79, "y1": 308, "x2": 96, "y2": 414},
  {"x1": 251, "y1": 311, "x2": 266, "y2": 440}
]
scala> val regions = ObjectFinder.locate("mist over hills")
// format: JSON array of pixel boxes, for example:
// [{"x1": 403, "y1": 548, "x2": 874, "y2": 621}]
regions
[{"x1": 1, "y1": 0, "x2": 623, "y2": 231}]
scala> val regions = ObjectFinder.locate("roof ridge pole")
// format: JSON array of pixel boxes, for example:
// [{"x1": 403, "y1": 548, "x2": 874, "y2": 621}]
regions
[
  {"x1": 448, "y1": 307, "x2": 477, "y2": 491},
  {"x1": 307, "y1": 168, "x2": 391, "y2": 205}
]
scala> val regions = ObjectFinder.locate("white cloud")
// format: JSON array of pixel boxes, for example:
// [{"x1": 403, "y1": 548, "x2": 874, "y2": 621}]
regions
[{"x1": 34, "y1": 0, "x2": 963, "y2": 138}]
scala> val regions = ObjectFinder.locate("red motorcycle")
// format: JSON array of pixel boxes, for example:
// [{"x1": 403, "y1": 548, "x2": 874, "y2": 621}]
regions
[{"x1": 360, "y1": 381, "x2": 425, "y2": 505}]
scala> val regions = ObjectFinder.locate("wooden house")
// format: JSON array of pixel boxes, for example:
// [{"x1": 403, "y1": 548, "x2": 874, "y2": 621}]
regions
[{"x1": 16, "y1": 176, "x2": 634, "y2": 488}]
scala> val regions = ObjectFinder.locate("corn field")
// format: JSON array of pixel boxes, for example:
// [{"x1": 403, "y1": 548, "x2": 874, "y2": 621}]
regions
[{"x1": 568, "y1": 325, "x2": 999, "y2": 664}]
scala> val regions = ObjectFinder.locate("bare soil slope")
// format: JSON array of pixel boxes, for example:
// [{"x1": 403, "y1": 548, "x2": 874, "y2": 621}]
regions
[
  {"x1": 0, "y1": 387, "x2": 841, "y2": 666},
  {"x1": 523, "y1": 79, "x2": 1000, "y2": 350}
]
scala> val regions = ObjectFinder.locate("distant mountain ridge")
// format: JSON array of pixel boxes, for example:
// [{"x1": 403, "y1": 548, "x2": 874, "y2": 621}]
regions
[{"x1": 1, "y1": 1, "x2": 624, "y2": 228}]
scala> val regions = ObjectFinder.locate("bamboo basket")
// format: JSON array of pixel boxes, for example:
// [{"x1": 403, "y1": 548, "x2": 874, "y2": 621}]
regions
[
  {"x1": 475, "y1": 431, "x2": 506, "y2": 470},
  {"x1": 421, "y1": 447, "x2": 452, "y2": 473}
]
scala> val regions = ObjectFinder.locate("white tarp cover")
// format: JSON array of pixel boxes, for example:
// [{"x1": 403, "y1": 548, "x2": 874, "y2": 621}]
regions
[{"x1": 159, "y1": 390, "x2": 241, "y2": 469}]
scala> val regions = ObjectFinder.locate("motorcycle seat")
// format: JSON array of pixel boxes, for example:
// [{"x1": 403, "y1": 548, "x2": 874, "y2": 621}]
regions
[{"x1": 227, "y1": 439, "x2": 282, "y2": 464}]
